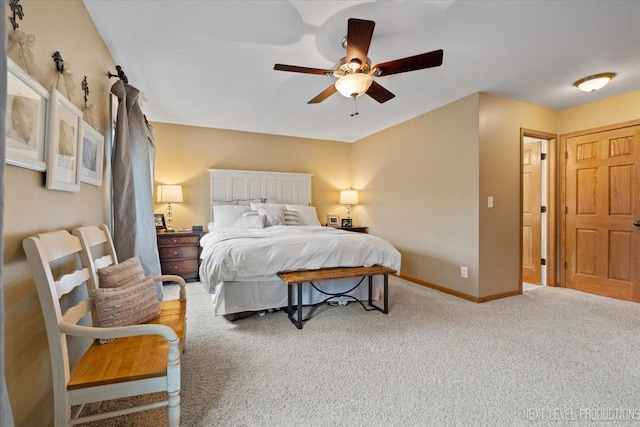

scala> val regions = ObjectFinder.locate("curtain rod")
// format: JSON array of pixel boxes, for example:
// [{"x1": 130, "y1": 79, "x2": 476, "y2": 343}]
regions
[{"x1": 108, "y1": 65, "x2": 128, "y2": 84}]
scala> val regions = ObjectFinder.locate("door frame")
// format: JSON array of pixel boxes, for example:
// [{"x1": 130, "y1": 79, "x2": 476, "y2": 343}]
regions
[
  {"x1": 521, "y1": 128, "x2": 558, "y2": 286},
  {"x1": 559, "y1": 118, "x2": 640, "y2": 287}
]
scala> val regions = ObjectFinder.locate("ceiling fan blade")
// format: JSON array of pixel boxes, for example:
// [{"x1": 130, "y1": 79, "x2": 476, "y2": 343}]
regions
[
  {"x1": 274, "y1": 64, "x2": 333, "y2": 76},
  {"x1": 366, "y1": 81, "x2": 395, "y2": 104},
  {"x1": 346, "y1": 18, "x2": 375, "y2": 65},
  {"x1": 373, "y1": 49, "x2": 444, "y2": 77},
  {"x1": 308, "y1": 85, "x2": 338, "y2": 104}
]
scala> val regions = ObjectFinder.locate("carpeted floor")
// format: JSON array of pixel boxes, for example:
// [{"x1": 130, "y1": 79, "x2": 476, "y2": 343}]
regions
[{"x1": 79, "y1": 276, "x2": 640, "y2": 426}]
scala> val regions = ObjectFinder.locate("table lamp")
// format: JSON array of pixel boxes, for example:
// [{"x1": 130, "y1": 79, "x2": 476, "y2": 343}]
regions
[
  {"x1": 339, "y1": 189, "x2": 358, "y2": 219},
  {"x1": 157, "y1": 184, "x2": 183, "y2": 231}
]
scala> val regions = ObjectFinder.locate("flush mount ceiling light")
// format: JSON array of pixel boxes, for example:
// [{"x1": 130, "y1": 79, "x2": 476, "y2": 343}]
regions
[{"x1": 574, "y1": 72, "x2": 616, "y2": 92}]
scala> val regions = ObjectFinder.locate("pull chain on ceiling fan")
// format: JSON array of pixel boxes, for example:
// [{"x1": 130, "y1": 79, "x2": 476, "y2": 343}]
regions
[{"x1": 274, "y1": 18, "x2": 444, "y2": 105}]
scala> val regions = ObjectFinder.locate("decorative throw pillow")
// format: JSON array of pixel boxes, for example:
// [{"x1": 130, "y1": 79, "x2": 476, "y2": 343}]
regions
[
  {"x1": 233, "y1": 214, "x2": 265, "y2": 229},
  {"x1": 283, "y1": 209, "x2": 299, "y2": 225},
  {"x1": 257, "y1": 206, "x2": 285, "y2": 226},
  {"x1": 285, "y1": 204, "x2": 321, "y2": 226},
  {"x1": 92, "y1": 276, "x2": 161, "y2": 343},
  {"x1": 97, "y1": 256, "x2": 145, "y2": 288}
]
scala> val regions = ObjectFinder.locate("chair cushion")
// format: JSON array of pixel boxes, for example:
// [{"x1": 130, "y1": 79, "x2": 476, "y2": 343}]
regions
[
  {"x1": 93, "y1": 276, "x2": 161, "y2": 343},
  {"x1": 97, "y1": 256, "x2": 145, "y2": 288}
]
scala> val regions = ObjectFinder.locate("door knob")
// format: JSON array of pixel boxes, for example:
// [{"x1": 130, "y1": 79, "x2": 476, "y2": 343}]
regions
[{"x1": 635, "y1": 221, "x2": 640, "y2": 227}]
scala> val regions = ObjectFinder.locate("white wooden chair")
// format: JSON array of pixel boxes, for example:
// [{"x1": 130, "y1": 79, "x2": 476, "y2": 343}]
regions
[{"x1": 23, "y1": 229, "x2": 184, "y2": 426}]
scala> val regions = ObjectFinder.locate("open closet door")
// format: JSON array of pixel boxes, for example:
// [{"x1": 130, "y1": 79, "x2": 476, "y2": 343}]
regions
[
  {"x1": 1, "y1": 4, "x2": 16, "y2": 426},
  {"x1": 110, "y1": 80, "x2": 162, "y2": 299}
]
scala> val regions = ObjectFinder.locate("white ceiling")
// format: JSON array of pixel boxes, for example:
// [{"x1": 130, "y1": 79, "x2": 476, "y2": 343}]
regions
[{"x1": 84, "y1": 1, "x2": 640, "y2": 143}]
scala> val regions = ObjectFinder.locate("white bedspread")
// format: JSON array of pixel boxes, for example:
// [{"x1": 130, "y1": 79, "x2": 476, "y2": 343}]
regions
[{"x1": 199, "y1": 225, "x2": 401, "y2": 293}]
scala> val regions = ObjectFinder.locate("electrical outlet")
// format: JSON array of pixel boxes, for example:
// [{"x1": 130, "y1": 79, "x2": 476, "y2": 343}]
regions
[{"x1": 461, "y1": 266, "x2": 468, "y2": 278}]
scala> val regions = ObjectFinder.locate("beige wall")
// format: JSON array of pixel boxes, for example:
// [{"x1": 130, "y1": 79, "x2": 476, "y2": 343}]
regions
[
  {"x1": 558, "y1": 88, "x2": 640, "y2": 135},
  {"x1": 477, "y1": 93, "x2": 557, "y2": 298},
  {"x1": 3, "y1": 1, "x2": 114, "y2": 425},
  {"x1": 352, "y1": 94, "x2": 482, "y2": 297},
  {"x1": 351, "y1": 93, "x2": 559, "y2": 299},
  {"x1": 151, "y1": 122, "x2": 352, "y2": 230}
]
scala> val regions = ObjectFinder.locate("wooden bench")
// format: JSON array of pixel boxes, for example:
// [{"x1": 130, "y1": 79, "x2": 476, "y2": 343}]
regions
[
  {"x1": 23, "y1": 227, "x2": 186, "y2": 426},
  {"x1": 278, "y1": 265, "x2": 396, "y2": 329}
]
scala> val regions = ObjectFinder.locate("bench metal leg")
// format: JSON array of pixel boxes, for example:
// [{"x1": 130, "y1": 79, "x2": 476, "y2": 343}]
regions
[
  {"x1": 367, "y1": 274, "x2": 389, "y2": 314},
  {"x1": 287, "y1": 283, "x2": 303, "y2": 330},
  {"x1": 383, "y1": 273, "x2": 389, "y2": 314},
  {"x1": 297, "y1": 282, "x2": 303, "y2": 329},
  {"x1": 287, "y1": 273, "x2": 390, "y2": 330}
]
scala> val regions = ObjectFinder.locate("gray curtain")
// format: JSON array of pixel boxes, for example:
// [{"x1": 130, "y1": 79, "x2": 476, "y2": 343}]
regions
[
  {"x1": 1, "y1": 2, "x2": 15, "y2": 426},
  {"x1": 110, "y1": 80, "x2": 163, "y2": 299}
]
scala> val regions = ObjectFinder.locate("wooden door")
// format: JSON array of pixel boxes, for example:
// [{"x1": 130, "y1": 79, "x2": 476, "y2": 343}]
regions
[
  {"x1": 522, "y1": 141, "x2": 542, "y2": 284},
  {"x1": 565, "y1": 125, "x2": 640, "y2": 302}
]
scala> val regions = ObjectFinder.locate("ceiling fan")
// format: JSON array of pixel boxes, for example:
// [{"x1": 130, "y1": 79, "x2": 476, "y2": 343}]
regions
[{"x1": 274, "y1": 18, "x2": 444, "y2": 105}]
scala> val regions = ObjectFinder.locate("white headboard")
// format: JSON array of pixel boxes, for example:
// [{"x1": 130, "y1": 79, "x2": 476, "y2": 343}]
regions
[{"x1": 208, "y1": 169, "x2": 313, "y2": 219}]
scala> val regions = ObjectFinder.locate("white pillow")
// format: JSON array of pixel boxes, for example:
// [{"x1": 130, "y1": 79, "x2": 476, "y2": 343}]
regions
[
  {"x1": 233, "y1": 214, "x2": 265, "y2": 229},
  {"x1": 250, "y1": 201, "x2": 286, "y2": 211},
  {"x1": 212, "y1": 205, "x2": 250, "y2": 232},
  {"x1": 285, "y1": 204, "x2": 321, "y2": 226},
  {"x1": 257, "y1": 206, "x2": 285, "y2": 226}
]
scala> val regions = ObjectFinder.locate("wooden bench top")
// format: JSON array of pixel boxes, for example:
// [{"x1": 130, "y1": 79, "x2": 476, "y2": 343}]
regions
[
  {"x1": 278, "y1": 265, "x2": 396, "y2": 285},
  {"x1": 68, "y1": 299, "x2": 186, "y2": 390}
]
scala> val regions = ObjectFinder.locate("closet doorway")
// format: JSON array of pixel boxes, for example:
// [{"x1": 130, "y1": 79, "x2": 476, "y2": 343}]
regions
[{"x1": 521, "y1": 129, "x2": 557, "y2": 289}]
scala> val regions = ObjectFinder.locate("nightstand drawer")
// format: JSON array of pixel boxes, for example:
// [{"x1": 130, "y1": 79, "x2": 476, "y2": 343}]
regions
[
  {"x1": 158, "y1": 245, "x2": 199, "y2": 259},
  {"x1": 160, "y1": 259, "x2": 199, "y2": 277},
  {"x1": 157, "y1": 235, "x2": 200, "y2": 247}
]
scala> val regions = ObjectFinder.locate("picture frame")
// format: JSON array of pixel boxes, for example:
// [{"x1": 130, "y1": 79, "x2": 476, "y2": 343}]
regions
[
  {"x1": 341, "y1": 218, "x2": 353, "y2": 228},
  {"x1": 327, "y1": 215, "x2": 339, "y2": 227},
  {"x1": 79, "y1": 121, "x2": 105, "y2": 186},
  {"x1": 46, "y1": 88, "x2": 83, "y2": 192},
  {"x1": 155, "y1": 213, "x2": 167, "y2": 230},
  {"x1": 5, "y1": 57, "x2": 49, "y2": 171}
]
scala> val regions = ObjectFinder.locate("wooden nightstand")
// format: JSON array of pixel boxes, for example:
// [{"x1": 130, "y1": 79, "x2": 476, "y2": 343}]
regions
[
  {"x1": 156, "y1": 230, "x2": 205, "y2": 281},
  {"x1": 337, "y1": 226, "x2": 369, "y2": 234}
]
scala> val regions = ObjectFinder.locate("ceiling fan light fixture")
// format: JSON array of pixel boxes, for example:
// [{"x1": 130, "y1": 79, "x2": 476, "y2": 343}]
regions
[
  {"x1": 574, "y1": 72, "x2": 616, "y2": 92},
  {"x1": 335, "y1": 73, "x2": 373, "y2": 98}
]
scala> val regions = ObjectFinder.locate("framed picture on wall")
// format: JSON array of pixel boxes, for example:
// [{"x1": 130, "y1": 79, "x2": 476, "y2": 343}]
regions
[
  {"x1": 46, "y1": 88, "x2": 83, "y2": 192},
  {"x1": 5, "y1": 58, "x2": 49, "y2": 171},
  {"x1": 79, "y1": 121, "x2": 105, "y2": 186}
]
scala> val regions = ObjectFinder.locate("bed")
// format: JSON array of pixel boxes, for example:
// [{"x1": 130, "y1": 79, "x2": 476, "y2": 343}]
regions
[{"x1": 199, "y1": 169, "x2": 401, "y2": 316}]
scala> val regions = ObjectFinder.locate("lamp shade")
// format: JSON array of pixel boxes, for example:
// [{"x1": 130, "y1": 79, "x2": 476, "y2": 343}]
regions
[
  {"x1": 339, "y1": 189, "x2": 359, "y2": 205},
  {"x1": 335, "y1": 73, "x2": 373, "y2": 98},
  {"x1": 157, "y1": 185, "x2": 183, "y2": 203}
]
